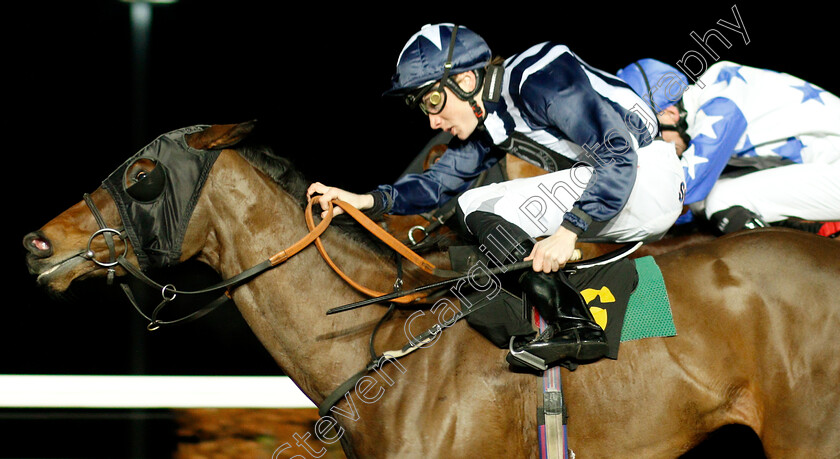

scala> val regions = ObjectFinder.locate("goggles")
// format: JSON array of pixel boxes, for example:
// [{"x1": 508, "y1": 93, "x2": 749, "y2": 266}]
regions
[
  {"x1": 403, "y1": 24, "x2": 460, "y2": 116},
  {"x1": 406, "y1": 82, "x2": 449, "y2": 115}
]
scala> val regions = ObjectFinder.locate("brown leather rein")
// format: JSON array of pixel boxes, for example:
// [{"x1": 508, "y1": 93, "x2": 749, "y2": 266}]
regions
[
  {"x1": 302, "y1": 198, "x2": 461, "y2": 303},
  {"x1": 82, "y1": 193, "x2": 458, "y2": 329}
]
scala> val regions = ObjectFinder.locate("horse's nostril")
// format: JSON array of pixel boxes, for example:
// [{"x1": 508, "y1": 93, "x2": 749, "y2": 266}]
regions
[{"x1": 23, "y1": 232, "x2": 53, "y2": 257}]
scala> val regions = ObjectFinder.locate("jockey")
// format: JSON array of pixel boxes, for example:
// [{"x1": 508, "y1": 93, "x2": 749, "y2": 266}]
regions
[
  {"x1": 617, "y1": 58, "x2": 840, "y2": 235},
  {"x1": 308, "y1": 24, "x2": 686, "y2": 368}
]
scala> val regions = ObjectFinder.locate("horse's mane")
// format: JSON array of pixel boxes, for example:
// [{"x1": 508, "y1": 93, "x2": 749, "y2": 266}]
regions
[
  {"x1": 233, "y1": 142, "x2": 399, "y2": 256},
  {"x1": 234, "y1": 143, "x2": 310, "y2": 205}
]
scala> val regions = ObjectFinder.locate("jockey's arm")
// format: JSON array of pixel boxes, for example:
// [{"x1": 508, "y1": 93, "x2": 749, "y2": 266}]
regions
[
  {"x1": 522, "y1": 60, "x2": 640, "y2": 236},
  {"x1": 369, "y1": 137, "x2": 501, "y2": 216},
  {"x1": 306, "y1": 137, "x2": 500, "y2": 219}
]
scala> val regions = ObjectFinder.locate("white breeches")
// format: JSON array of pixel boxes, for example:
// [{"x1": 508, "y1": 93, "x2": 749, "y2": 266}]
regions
[
  {"x1": 702, "y1": 135, "x2": 840, "y2": 222},
  {"x1": 457, "y1": 140, "x2": 686, "y2": 243}
]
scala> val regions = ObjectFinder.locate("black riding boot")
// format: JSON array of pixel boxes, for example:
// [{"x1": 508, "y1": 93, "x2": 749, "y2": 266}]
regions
[
  {"x1": 710, "y1": 205, "x2": 767, "y2": 234},
  {"x1": 460, "y1": 209, "x2": 609, "y2": 368},
  {"x1": 508, "y1": 270, "x2": 609, "y2": 368}
]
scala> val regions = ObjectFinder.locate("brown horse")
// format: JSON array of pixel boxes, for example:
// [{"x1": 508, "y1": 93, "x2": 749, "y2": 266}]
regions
[{"x1": 23, "y1": 123, "x2": 840, "y2": 458}]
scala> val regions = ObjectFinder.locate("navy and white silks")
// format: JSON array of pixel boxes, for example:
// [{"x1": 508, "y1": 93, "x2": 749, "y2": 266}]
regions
[{"x1": 372, "y1": 43, "x2": 686, "y2": 242}]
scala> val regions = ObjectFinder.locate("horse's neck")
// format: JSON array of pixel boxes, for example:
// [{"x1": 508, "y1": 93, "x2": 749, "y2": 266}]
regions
[{"x1": 197, "y1": 153, "x2": 410, "y2": 403}]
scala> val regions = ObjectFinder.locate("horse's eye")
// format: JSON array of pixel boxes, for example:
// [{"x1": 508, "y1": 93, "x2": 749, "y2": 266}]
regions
[{"x1": 125, "y1": 158, "x2": 166, "y2": 202}]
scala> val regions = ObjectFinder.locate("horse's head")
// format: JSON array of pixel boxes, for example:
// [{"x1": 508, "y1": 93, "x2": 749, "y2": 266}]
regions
[{"x1": 23, "y1": 122, "x2": 256, "y2": 295}]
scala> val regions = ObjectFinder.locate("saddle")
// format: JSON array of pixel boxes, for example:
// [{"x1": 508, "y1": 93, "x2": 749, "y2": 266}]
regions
[{"x1": 447, "y1": 245, "x2": 639, "y2": 368}]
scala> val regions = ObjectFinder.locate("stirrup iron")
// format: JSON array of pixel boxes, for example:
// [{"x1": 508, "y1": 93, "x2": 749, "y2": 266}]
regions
[{"x1": 509, "y1": 336, "x2": 547, "y2": 371}]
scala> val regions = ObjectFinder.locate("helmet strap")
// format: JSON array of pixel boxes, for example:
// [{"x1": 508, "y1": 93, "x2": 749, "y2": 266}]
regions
[
  {"x1": 469, "y1": 99, "x2": 484, "y2": 120},
  {"x1": 445, "y1": 68, "x2": 488, "y2": 121},
  {"x1": 658, "y1": 99, "x2": 691, "y2": 145},
  {"x1": 432, "y1": 24, "x2": 460, "y2": 102}
]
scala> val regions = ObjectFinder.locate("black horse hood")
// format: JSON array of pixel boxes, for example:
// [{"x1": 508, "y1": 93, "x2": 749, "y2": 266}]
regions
[{"x1": 102, "y1": 125, "x2": 222, "y2": 270}]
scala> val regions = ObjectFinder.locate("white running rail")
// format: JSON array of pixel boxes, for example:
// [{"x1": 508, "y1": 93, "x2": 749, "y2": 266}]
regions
[{"x1": 0, "y1": 375, "x2": 315, "y2": 409}]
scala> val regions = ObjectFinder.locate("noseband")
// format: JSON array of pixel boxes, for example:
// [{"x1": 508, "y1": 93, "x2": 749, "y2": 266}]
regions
[{"x1": 82, "y1": 193, "x2": 127, "y2": 286}]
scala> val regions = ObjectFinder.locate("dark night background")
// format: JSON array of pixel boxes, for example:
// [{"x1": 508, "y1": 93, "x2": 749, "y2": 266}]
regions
[{"x1": 4, "y1": 1, "x2": 831, "y2": 457}]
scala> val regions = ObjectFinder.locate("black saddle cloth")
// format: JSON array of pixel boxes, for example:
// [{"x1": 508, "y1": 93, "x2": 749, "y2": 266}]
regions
[{"x1": 449, "y1": 245, "x2": 638, "y2": 360}]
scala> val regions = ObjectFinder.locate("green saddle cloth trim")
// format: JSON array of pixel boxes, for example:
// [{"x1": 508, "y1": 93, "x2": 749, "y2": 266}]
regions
[{"x1": 620, "y1": 256, "x2": 677, "y2": 342}]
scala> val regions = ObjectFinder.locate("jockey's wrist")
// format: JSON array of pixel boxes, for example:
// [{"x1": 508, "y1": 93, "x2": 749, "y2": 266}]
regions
[
  {"x1": 362, "y1": 190, "x2": 390, "y2": 220},
  {"x1": 358, "y1": 193, "x2": 375, "y2": 210},
  {"x1": 562, "y1": 206, "x2": 592, "y2": 235},
  {"x1": 559, "y1": 220, "x2": 583, "y2": 238},
  {"x1": 554, "y1": 223, "x2": 579, "y2": 240}
]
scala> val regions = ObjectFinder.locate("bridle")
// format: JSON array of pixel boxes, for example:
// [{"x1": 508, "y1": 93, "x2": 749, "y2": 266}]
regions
[{"x1": 80, "y1": 191, "x2": 459, "y2": 330}]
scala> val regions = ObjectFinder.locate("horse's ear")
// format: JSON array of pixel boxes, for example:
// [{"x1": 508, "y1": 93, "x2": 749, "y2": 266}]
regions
[{"x1": 186, "y1": 120, "x2": 257, "y2": 150}]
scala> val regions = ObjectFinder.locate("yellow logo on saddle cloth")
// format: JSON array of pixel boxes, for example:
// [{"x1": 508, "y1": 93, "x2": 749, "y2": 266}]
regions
[{"x1": 581, "y1": 286, "x2": 615, "y2": 331}]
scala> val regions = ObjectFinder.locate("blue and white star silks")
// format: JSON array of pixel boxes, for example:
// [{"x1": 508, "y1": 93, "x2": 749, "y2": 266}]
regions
[
  {"x1": 681, "y1": 97, "x2": 747, "y2": 205},
  {"x1": 678, "y1": 61, "x2": 840, "y2": 204},
  {"x1": 625, "y1": 59, "x2": 840, "y2": 226},
  {"x1": 715, "y1": 65, "x2": 747, "y2": 86},
  {"x1": 680, "y1": 145, "x2": 710, "y2": 180},
  {"x1": 737, "y1": 135, "x2": 756, "y2": 156},
  {"x1": 771, "y1": 137, "x2": 805, "y2": 162},
  {"x1": 791, "y1": 81, "x2": 826, "y2": 105}
]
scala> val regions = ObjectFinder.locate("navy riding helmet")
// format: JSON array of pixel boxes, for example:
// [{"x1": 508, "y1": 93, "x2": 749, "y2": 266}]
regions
[{"x1": 384, "y1": 24, "x2": 492, "y2": 116}]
